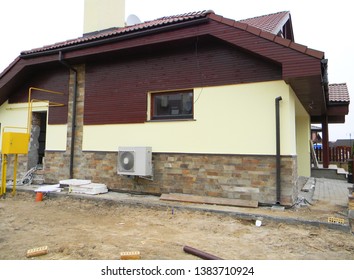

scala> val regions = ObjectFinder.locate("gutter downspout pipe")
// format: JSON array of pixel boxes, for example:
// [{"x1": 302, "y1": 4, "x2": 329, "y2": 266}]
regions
[
  {"x1": 275, "y1": 96, "x2": 282, "y2": 204},
  {"x1": 59, "y1": 51, "x2": 78, "y2": 179}
]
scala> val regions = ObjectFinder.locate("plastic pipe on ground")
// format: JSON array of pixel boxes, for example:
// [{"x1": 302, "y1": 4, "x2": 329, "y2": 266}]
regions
[{"x1": 183, "y1": 245, "x2": 223, "y2": 260}]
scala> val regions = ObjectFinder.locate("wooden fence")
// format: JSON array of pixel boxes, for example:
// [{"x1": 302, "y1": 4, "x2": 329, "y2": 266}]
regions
[{"x1": 314, "y1": 146, "x2": 352, "y2": 163}]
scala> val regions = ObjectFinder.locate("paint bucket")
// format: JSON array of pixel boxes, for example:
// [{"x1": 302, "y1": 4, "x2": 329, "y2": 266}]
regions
[{"x1": 35, "y1": 192, "x2": 43, "y2": 202}]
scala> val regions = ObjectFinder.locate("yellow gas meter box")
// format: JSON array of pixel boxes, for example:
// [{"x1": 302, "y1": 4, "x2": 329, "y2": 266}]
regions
[{"x1": 2, "y1": 132, "x2": 30, "y2": 154}]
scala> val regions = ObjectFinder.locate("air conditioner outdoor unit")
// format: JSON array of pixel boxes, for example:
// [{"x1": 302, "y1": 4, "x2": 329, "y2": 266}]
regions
[{"x1": 117, "y1": 146, "x2": 152, "y2": 176}]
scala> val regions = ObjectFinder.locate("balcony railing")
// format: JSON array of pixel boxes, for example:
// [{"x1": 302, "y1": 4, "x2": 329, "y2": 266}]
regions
[{"x1": 314, "y1": 146, "x2": 352, "y2": 163}]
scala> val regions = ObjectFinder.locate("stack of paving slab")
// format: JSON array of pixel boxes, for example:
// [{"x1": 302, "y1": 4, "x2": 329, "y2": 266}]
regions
[{"x1": 59, "y1": 179, "x2": 108, "y2": 195}]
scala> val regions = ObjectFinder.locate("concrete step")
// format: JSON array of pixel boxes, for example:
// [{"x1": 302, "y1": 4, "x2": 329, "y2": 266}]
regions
[{"x1": 311, "y1": 167, "x2": 348, "y2": 181}]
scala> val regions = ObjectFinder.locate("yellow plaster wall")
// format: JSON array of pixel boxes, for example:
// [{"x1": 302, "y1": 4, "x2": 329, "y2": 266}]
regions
[
  {"x1": 0, "y1": 101, "x2": 67, "y2": 151},
  {"x1": 45, "y1": 124, "x2": 68, "y2": 151},
  {"x1": 294, "y1": 90, "x2": 311, "y2": 177},
  {"x1": 83, "y1": 81, "x2": 298, "y2": 155},
  {"x1": 0, "y1": 101, "x2": 29, "y2": 132}
]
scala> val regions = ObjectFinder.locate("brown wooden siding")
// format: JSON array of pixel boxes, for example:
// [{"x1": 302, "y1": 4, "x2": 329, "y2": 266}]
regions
[
  {"x1": 9, "y1": 67, "x2": 69, "y2": 124},
  {"x1": 85, "y1": 36, "x2": 282, "y2": 125},
  {"x1": 205, "y1": 21, "x2": 322, "y2": 78}
]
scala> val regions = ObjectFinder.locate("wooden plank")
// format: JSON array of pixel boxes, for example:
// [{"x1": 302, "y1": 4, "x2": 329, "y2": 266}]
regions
[
  {"x1": 160, "y1": 193, "x2": 258, "y2": 208},
  {"x1": 310, "y1": 140, "x2": 319, "y2": 168}
]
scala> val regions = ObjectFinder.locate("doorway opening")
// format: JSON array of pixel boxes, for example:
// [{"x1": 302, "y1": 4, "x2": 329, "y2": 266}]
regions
[{"x1": 28, "y1": 112, "x2": 47, "y2": 170}]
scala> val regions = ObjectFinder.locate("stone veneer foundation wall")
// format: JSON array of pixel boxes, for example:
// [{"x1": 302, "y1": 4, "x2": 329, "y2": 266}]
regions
[{"x1": 43, "y1": 151, "x2": 298, "y2": 205}]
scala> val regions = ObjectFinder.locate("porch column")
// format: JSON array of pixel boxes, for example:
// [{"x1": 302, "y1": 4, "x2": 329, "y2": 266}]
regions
[{"x1": 322, "y1": 114, "x2": 329, "y2": 168}]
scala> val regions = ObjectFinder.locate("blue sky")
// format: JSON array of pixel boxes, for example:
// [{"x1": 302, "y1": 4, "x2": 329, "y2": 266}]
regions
[{"x1": 0, "y1": 0, "x2": 353, "y2": 141}]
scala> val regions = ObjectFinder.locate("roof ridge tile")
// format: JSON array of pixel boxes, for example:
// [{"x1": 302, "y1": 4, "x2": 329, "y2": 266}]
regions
[{"x1": 245, "y1": 25, "x2": 261, "y2": 36}]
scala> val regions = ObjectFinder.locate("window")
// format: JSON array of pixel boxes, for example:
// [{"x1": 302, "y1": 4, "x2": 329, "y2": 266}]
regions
[{"x1": 151, "y1": 90, "x2": 193, "y2": 120}]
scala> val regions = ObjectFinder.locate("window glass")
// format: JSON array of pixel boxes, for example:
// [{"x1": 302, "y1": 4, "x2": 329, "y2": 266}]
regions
[{"x1": 152, "y1": 91, "x2": 193, "y2": 120}]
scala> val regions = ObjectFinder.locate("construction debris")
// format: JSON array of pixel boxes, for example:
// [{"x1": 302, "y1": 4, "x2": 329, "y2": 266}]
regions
[
  {"x1": 7, "y1": 166, "x2": 37, "y2": 186},
  {"x1": 34, "y1": 184, "x2": 61, "y2": 193},
  {"x1": 59, "y1": 179, "x2": 91, "y2": 186},
  {"x1": 69, "y1": 183, "x2": 108, "y2": 195},
  {"x1": 59, "y1": 179, "x2": 108, "y2": 195}
]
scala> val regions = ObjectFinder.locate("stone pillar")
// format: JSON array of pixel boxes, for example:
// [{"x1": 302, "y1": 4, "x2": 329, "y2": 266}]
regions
[{"x1": 27, "y1": 112, "x2": 41, "y2": 170}]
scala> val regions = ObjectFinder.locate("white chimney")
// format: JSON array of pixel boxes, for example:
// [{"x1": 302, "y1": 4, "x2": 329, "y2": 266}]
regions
[{"x1": 84, "y1": 0, "x2": 125, "y2": 34}]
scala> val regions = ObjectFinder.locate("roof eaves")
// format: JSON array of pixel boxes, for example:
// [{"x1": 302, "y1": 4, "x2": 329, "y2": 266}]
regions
[
  {"x1": 289, "y1": 41, "x2": 308, "y2": 53},
  {"x1": 207, "y1": 12, "x2": 324, "y2": 60},
  {"x1": 305, "y1": 48, "x2": 324, "y2": 59},
  {"x1": 0, "y1": 57, "x2": 21, "y2": 79}
]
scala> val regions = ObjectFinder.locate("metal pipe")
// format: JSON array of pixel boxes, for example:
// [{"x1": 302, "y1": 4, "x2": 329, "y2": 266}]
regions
[
  {"x1": 275, "y1": 96, "x2": 282, "y2": 204},
  {"x1": 27, "y1": 87, "x2": 64, "y2": 134},
  {"x1": 12, "y1": 154, "x2": 18, "y2": 196},
  {"x1": 1, "y1": 154, "x2": 7, "y2": 196},
  {"x1": 183, "y1": 245, "x2": 223, "y2": 260},
  {"x1": 59, "y1": 51, "x2": 78, "y2": 179}
]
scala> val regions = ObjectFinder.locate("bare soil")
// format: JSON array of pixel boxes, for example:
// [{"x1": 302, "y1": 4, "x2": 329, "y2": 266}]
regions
[{"x1": 0, "y1": 191, "x2": 353, "y2": 260}]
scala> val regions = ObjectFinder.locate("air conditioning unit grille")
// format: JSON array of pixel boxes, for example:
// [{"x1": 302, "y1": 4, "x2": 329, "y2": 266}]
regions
[
  {"x1": 117, "y1": 147, "x2": 152, "y2": 176},
  {"x1": 118, "y1": 151, "x2": 135, "y2": 172}
]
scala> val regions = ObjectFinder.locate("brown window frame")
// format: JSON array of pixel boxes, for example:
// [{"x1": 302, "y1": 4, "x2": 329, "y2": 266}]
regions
[{"x1": 150, "y1": 90, "x2": 194, "y2": 120}]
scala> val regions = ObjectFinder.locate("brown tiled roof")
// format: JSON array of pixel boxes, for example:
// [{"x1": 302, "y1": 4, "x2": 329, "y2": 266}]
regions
[
  {"x1": 239, "y1": 11, "x2": 290, "y2": 34},
  {"x1": 21, "y1": 10, "x2": 213, "y2": 55},
  {"x1": 328, "y1": 83, "x2": 350, "y2": 103},
  {"x1": 20, "y1": 10, "x2": 323, "y2": 59}
]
